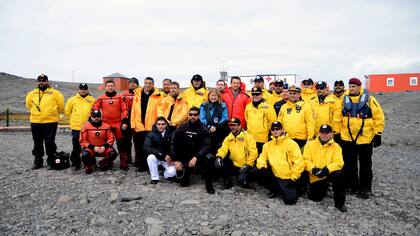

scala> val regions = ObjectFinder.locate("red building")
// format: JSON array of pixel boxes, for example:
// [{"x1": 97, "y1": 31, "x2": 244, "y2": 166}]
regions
[
  {"x1": 101, "y1": 72, "x2": 130, "y2": 91},
  {"x1": 366, "y1": 73, "x2": 420, "y2": 92}
]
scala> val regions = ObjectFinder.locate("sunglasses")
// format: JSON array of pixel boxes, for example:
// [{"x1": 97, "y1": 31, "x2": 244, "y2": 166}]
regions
[
  {"x1": 303, "y1": 83, "x2": 312, "y2": 86},
  {"x1": 189, "y1": 113, "x2": 199, "y2": 116},
  {"x1": 38, "y1": 79, "x2": 48, "y2": 82},
  {"x1": 316, "y1": 86, "x2": 326, "y2": 90},
  {"x1": 91, "y1": 115, "x2": 101, "y2": 118},
  {"x1": 251, "y1": 93, "x2": 261, "y2": 96},
  {"x1": 271, "y1": 127, "x2": 281, "y2": 131}
]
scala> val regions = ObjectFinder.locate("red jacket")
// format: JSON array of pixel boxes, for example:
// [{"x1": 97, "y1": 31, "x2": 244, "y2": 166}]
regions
[
  {"x1": 222, "y1": 87, "x2": 250, "y2": 129},
  {"x1": 79, "y1": 121, "x2": 115, "y2": 148},
  {"x1": 121, "y1": 89, "x2": 135, "y2": 114},
  {"x1": 93, "y1": 92, "x2": 128, "y2": 126}
]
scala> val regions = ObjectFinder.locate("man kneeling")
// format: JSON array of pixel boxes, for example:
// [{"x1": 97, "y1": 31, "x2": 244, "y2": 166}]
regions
[
  {"x1": 79, "y1": 110, "x2": 117, "y2": 174},
  {"x1": 303, "y1": 124, "x2": 347, "y2": 212},
  {"x1": 144, "y1": 117, "x2": 176, "y2": 184},
  {"x1": 215, "y1": 118, "x2": 258, "y2": 189}
]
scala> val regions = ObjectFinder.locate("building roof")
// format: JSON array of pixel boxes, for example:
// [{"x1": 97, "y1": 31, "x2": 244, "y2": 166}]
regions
[{"x1": 103, "y1": 72, "x2": 129, "y2": 79}]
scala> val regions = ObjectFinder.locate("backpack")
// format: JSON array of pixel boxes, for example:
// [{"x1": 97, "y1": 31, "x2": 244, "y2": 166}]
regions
[{"x1": 51, "y1": 151, "x2": 70, "y2": 170}]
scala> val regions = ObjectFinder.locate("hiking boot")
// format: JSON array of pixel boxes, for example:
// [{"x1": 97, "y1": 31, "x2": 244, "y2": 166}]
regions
[
  {"x1": 46, "y1": 165, "x2": 52, "y2": 170},
  {"x1": 150, "y1": 180, "x2": 159, "y2": 185},
  {"x1": 357, "y1": 191, "x2": 372, "y2": 199},
  {"x1": 267, "y1": 191, "x2": 277, "y2": 199},
  {"x1": 221, "y1": 179, "x2": 233, "y2": 190},
  {"x1": 31, "y1": 164, "x2": 43, "y2": 170},
  {"x1": 336, "y1": 204, "x2": 348, "y2": 212},
  {"x1": 206, "y1": 184, "x2": 215, "y2": 194}
]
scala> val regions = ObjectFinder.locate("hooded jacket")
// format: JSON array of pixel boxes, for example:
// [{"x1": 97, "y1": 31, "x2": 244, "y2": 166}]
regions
[
  {"x1": 303, "y1": 138, "x2": 344, "y2": 183},
  {"x1": 278, "y1": 100, "x2": 315, "y2": 140},
  {"x1": 182, "y1": 81, "x2": 209, "y2": 108},
  {"x1": 143, "y1": 124, "x2": 174, "y2": 161},
  {"x1": 221, "y1": 87, "x2": 250, "y2": 129},
  {"x1": 332, "y1": 88, "x2": 385, "y2": 144},
  {"x1": 65, "y1": 93, "x2": 95, "y2": 130},
  {"x1": 244, "y1": 100, "x2": 277, "y2": 143},
  {"x1": 301, "y1": 87, "x2": 317, "y2": 103},
  {"x1": 157, "y1": 94, "x2": 189, "y2": 127},
  {"x1": 216, "y1": 130, "x2": 258, "y2": 168},
  {"x1": 256, "y1": 135, "x2": 304, "y2": 181},
  {"x1": 130, "y1": 87, "x2": 162, "y2": 132},
  {"x1": 309, "y1": 94, "x2": 336, "y2": 136},
  {"x1": 25, "y1": 87, "x2": 65, "y2": 123}
]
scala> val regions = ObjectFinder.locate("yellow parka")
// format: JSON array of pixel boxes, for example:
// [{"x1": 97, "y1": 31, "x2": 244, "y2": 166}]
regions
[
  {"x1": 303, "y1": 138, "x2": 344, "y2": 183},
  {"x1": 244, "y1": 100, "x2": 277, "y2": 143},
  {"x1": 65, "y1": 93, "x2": 95, "y2": 130},
  {"x1": 131, "y1": 88, "x2": 162, "y2": 132},
  {"x1": 25, "y1": 87, "x2": 65, "y2": 123},
  {"x1": 278, "y1": 100, "x2": 315, "y2": 140},
  {"x1": 267, "y1": 92, "x2": 282, "y2": 106},
  {"x1": 332, "y1": 88, "x2": 385, "y2": 144},
  {"x1": 157, "y1": 94, "x2": 189, "y2": 127},
  {"x1": 248, "y1": 88, "x2": 272, "y2": 102},
  {"x1": 160, "y1": 90, "x2": 170, "y2": 98},
  {"x1": 301, "y1": 88, "x2": 317, "y2": 103},
  {"x1": 216, "y1": 130, "x2": 258, "y2": 167},
  {"x1": 182, "y1": 84, "x2": 208, "y2": 108},
  {"x1": 256, "y1": 135, "x2": 304, "y2": 181},
  {"x1": 309, "y1": 95, "x2": 336, "y2": 135}
]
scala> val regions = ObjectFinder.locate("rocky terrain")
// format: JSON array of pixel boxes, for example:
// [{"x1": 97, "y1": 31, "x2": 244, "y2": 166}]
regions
[{"x1": 0, "y1": 73, "x2": 419, "y2": 235}]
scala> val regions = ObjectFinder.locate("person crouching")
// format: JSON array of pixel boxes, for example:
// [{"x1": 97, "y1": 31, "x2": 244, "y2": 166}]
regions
[{"x1": 79, "y1": 110, "x2": 117, "y2": 174}]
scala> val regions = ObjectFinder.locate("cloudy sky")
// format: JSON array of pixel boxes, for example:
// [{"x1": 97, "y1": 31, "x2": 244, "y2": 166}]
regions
[{"x1": 0, "y1": 0, "x2": 419, "y2": 88}]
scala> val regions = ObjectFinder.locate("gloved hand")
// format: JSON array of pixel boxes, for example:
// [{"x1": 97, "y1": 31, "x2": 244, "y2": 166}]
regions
[
  {"x1": 214, "y1": 157, "x2": 223, "y2": 169},
  {"x1": 311, "y1": 167, "x2": 321, "y2": 176},
  {"x1": 373, "y1": 134, "x2": 382, "y2": 147},
  {"x1": 334, "y1": 133, "x2": 341, "y2": 143},
  {"x1": 315, "y1": 166, "x2": 329, "y2": 178},
  {"x1": 240, "y1": 165, "x2": 251, "y2": 173}
]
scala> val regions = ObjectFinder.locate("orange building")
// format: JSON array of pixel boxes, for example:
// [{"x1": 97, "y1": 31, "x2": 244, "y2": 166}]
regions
[
  {"x1": 101, "y1": 72, "x2": 130, "y2": 91},
  {"x1": 366, "y1": 73, "x2": 420, "y2": 92}
]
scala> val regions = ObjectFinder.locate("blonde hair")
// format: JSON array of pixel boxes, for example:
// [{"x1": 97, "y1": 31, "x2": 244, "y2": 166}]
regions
[{"x1": 207, "y1": 89, "x2": 222, "y2": 103}]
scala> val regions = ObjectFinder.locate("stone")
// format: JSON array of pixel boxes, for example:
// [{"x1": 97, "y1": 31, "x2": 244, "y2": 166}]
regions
[
  {"x1": 180, "y1": 199, "x2": 200, "y2": 205},
  {"x1": 90, "y1": 216, "x2": 107, "y2": 226},
  {"x1": 119, "y1": 192, "x2": 142, "y2": 202},
  {"x1": 145, "y1": 217, "x2": 163, "y2": 225},
  {"x1": 201, "y1": 226, "x2": 217, "y2": 236},
  {"x1": 58, "y1": 195, "x2": 72, "y2": 203},
  {"x1": 211, "y1": 215, "x2": 229, "y2": 226},
  {"x1": 149, "y1": 224, "x2": 164, "y2": 236},
  {"x1": 110, "y1": 191, "x2": 118, "y2": 204},
  {"x1": 231, "y1": 230, "x2": 243, "y2": 236},
  {"x1": 79, "y1": 193, "x2": 89, "y2": 205}
]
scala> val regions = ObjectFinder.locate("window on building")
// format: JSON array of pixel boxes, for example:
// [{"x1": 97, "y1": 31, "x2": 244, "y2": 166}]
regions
[
  {"x1": 410, "y1": 77, "x2": 418, "y2": 86},
  {"x1": 387, "y1": 78, "x2": 394, "y2": 87}
]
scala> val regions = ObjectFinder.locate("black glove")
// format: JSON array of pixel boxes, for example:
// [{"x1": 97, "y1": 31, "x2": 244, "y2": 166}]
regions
[
  {"x1": 215, "y1": 157, "x2": 223, "y2": 170},
  {"x1": 240, "y1": 165, "x2": 251, "y2": 173},
  {"x1": 311, "y1": 167, "x2": 321, "y2": 176},
  {"x1": 315, "y1": 166, "x2": 329, "y2": 178},
  {"x1": 334, "y1": 133, "x2": 341, "y2": 143},
  {"x1": 373, "y1": 134, "x2": 382, "y2": 147}
]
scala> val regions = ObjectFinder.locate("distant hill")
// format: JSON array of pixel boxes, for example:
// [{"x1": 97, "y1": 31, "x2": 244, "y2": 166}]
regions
[{"x1": 0, "y1": 72, "x2": 102, "y2": 114}]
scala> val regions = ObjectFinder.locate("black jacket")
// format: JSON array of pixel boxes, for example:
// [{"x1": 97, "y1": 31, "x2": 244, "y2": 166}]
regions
[
  {"x1": 171, "y1": 120, "x2": 210, "y2": 164},
  {"x1": 143, "y1": 125, "x2": 174, "y2": 161}
]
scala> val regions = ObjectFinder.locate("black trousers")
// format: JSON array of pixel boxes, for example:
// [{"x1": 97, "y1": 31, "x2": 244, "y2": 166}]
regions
[
  {"x1": 178, "y1": 153, "x2": 215, "y2": 187},
  {"x1": 259, "y1": 167, "x2": 298, "y2": 205},
  {"x1": 342, "y1": 141, "x2": 373, "y2": 192},
  {"x1": 122, "y1": 128, "x2": 133, "y2": 163},
  {"x1": 30, "y1": 122, "x2": 58, "y2": 165},
  {"x1": 220, "y1": 157, "x2": 251, "y2": 187},
  {"x1": 70, "y1": 130, "x2": 81, "y2": 167},
  {"x1": 293, "y1": 139, "x2": 307, "y2": 150},
  {"x1": 308, "y1": 171, "x2": 346, "y2": 207},
  {"x1": 133, "y1": 131, "x2": 148, "y2": 170},
  {"x1": 256, "y1": 142, "x2": 264, "y2": 155}
]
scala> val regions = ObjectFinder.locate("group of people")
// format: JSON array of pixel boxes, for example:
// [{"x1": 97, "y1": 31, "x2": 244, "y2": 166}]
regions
[{"x1": 25, "y1": 73, "x2": 385, "y2": 212}]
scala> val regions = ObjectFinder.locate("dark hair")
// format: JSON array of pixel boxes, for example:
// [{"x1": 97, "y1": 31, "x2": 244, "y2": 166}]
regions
[
  {"x1": 230, "y1": 76, "x2": 241, "y2": 83},
  {"x1": 189, "y1": 106, "x2": 200, "y2": 113},
  {"x1": 105, "y1": 80, "x2": 115, "y2": 85},
  {"x1": 144, "y1": 77, "x2": 155, "y2": 83},
  {"x1": 156, "y1": 116, "x2": 169, "y2": 125},
  {"x1": 217, "y1": 79, "x2": 226, "y2": 84},
  {"x1": 163, "y1": 78, "x2": 172, "y2": 83},
  {"x1": 171, "y1": 81, "x2": 180, "y2": 88}
]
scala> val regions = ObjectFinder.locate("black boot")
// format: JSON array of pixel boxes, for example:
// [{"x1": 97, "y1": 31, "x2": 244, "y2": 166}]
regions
[
  {"x1": 206, "y1": 183, "x2": 215, "y2": 194},
  {"x1": 31, "y1": 157, "x2": 43, "y2": 170},
  {"x1": 221, "y1": 177, "x2": 233, "y2": 190}
]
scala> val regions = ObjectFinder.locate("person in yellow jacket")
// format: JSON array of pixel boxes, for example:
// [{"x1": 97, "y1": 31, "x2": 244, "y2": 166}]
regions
[
  {"x1": 256, "y1": 121, "x2": 304, "y2": 205},
  {"x1": 331, "y1": 80, "x2": 346, "y2": 102},
  {"x1": 244, "y1": 87, "x2": 277, "y2": 153},
  {"x1": 249, "y1": 76, "x2": 272, "y2": 101},
  {"x1": 157, "y1": 81, "x2": 188, "y2": 129},
  {"x1": 131, "y1": 77, "x2": 163, "y2": 171},
  {"x1": 25, "y1": 74, "x2": 65, "y2": 170},
  {"x1": 64, "y1": 83, "x2": 95, "y2": 170},
  {"x1": 267, "y1": 80, "x2": 284, "y2": 106},
  {"x1": 332, "y1": 78, "x2": 385, "y2": 199},
  {"x1": 310, "y1": 81, "x2": 336, "y2": 135},
  {"x1": 160, "y1": 78, "x2": 172, "y2": 98},
  {"x1": 300, "y1": 78, "x2": 317, "y2": 102},
  {"x1": 215, "y1": 118, "x2": 258, "y2": 189},
  {"x1": 182, "y1": 74, "x2": 208, "y2": 108},
  {"x1": 303, "y1": 124, "x2": 347, "y2": 212},
  {"x1": 278, "y1": 85, "x2": 315, "y2": 149}
]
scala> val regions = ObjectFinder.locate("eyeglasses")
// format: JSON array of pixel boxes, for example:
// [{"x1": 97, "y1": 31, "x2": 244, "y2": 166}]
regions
[
  {"x1": 189, "y1": 113, "x2": 199, "y2": 116},
  {"x1": 271, "y1": 127, "x2": 281, "y2": 131}
]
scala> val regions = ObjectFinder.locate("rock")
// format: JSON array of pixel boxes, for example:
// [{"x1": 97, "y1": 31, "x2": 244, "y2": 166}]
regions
[
  {"x1": 119, "y1": 192, "x2": 142, "y2": 202},
  {"x1": 110, "y1": 191, "x2": 118, "y2": 204},
  {"x1": 90, "y1": 216, "x2": 107, "y2": 226},
  {"x1": 58, "y1": 195, "x2": 72, "y2": 203},
  {"x1": 231, "y1": 230, "x2": 243, "y2": 236},
  {"x1": 149, "y1": 224, "x2": 164, "y2": 236},
  {"x1": 145, "y1": 217, "x2": 163, "y2": 225},
  {"x1": 177, "y1": 228, "x2": 185, "y2": 235},
  {"x1": 79, "y1": 193, "x2": 89, "y2": 205},
  {"x1": 117, "y1": 211, "x2": 127, "y2": 216},
  {"x1": 201, "y1": 226, "x2": 217, "y2": 236},
  {"x1": 211, "y1": 215, "x2": 229, "y2": 226},
  {"x1": 181, "y1": 199, "x2": 200, "y2": 205}
]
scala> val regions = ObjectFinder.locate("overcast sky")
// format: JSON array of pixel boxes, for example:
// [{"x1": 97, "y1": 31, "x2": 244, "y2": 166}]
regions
[{"x1": 1, "y1": 0, "x2": 419, "y2": 88}]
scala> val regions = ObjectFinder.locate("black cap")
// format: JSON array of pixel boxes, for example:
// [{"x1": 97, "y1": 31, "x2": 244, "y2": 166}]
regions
[
  {"x1": 315, "y1": 81, "x2": 327, "y2": 89},
  {"x1": 191, "y1": 74, "x2": 203, "y2": 81},
  {"x1": 91, "y1": 110, "x2": 101, "y2": 118},
  {"x1": 79, "y1": 83, "x2": 88, "y2": 90},
  {"x1": 251, "y1": 87, "x2": 262, "y2": 95},
  {"x1": 37, "y1": 74, "x2": 48, "y2": 81},
  {"x1": 228, "y1": 118, "x2": 241, "y2": 125},
  {"x1": 254, "y1": 75, "x2": 264, "y2": 82},
  {"x1": 302, "y1": 78, "x2": 313, "y2": 85},
  {"x1": 283, "y1": 83, "x2": 289, "y2": 89},
  {"x1": 319, "y1": 124, "x2": 332, "y2": 133},
  {"x1": 334, "y1": 80, "x2": 344, "y2": 86},
  {"x1": 271, "y1": 121, "x2": 283, "y2": 130},
  {"x1": 275, "y1": 79, "x2": 284, "y2": 87},
  {"x1": 129, "y1": 77, "x2": 139, "y2": 85}
]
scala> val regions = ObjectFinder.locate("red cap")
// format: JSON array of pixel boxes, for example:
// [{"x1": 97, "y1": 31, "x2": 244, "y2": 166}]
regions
[{"x1": 349, "y1": 78, "x2": 362, "y2": 86}]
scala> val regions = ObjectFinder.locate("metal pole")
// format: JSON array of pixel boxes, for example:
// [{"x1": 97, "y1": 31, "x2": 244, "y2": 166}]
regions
[{"x1": 6, "y1": 108, "x2": 9, "y2": 127}]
